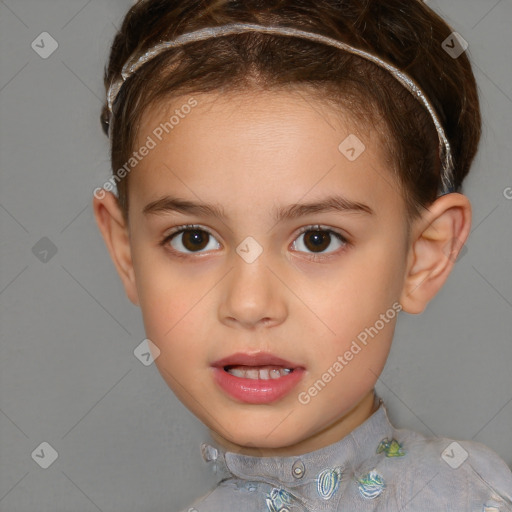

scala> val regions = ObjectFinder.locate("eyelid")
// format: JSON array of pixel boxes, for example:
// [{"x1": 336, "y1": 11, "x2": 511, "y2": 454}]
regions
[
  {"x1": 164, "y1": 223, "x2": 216, "y2": 238},
  {"x1": 294, "y1": 224, "x2": 348, "y2": 239},
  {"x1": 161, "y1": 223, "x2": 348, "y2": 242}
]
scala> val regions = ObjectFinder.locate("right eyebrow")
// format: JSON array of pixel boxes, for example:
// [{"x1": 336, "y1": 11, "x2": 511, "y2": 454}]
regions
[{"x1": 143, "y1": 196, "x2": 227, "y2": 219}]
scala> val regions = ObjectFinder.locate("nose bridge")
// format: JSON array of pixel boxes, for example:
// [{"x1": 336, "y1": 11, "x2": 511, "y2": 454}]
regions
[{"x1": 219, "y1": 236, "x2": 287, "y2": 327}]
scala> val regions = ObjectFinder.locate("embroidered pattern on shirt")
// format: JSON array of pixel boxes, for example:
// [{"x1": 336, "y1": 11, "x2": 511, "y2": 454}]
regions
[
  {"x1": 234, "y1": 479, "x2": 259, "y2": 492},
  {"x1": 266, "y1": 488, "x2": 292, "y2": 512},
  {"x1": 357, "y1": 469, "x2": 386, "y2": 499},
  {"x1": 376, "y1": 437, "x2": 406, "y2": 457},
  {"x1": 316, "y1": 466, "x2": 343, "y2": 500}
]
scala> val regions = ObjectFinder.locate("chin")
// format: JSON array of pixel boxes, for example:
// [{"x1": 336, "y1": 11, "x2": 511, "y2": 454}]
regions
[
  {"x1": 230, "y1": 432, "x2": 298, "y2": 452},
  {"x1": 216, "y1": 415, "x2": 312, "y2": 452}
]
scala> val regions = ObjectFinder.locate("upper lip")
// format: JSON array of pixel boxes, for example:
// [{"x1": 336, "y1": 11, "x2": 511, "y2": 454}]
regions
[{"x1": 211, "y1": 352, "x2": 302, "y2": 369}]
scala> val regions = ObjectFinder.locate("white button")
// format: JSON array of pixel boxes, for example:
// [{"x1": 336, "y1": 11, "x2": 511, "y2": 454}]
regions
[{"x1": 292, "y1": 460, "x2": 305, "y2": 479}]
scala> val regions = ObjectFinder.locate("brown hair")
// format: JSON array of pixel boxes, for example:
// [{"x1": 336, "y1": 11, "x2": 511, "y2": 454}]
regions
[{"x1": 100, "y1": 0, "x2": 481, "y2": 222}]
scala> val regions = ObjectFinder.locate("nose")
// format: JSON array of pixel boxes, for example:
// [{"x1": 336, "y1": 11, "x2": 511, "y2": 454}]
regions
[{"x1": 218, "y1": 249, "x2": 288, "y2": 330}]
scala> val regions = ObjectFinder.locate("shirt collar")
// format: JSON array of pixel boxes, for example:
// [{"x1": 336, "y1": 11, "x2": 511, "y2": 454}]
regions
[{"x1": 200, "y1": 393, "x2": 395, "y2": 488}]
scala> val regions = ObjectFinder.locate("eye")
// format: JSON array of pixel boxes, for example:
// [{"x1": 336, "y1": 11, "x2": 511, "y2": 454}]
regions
[
  {"x1": 291, "y1": 225, "x2": 348, "y2": 257},
  {"x1": 160, "y1": 224, "x2": 349, "y2": 259},
  {"x1": 161, "y1": 224, "x2": 221, "y2": 255}
]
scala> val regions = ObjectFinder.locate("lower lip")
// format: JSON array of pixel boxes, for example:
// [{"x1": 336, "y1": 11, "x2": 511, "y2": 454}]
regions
[{"x1": 212, "y1": 367, "x2": 305, "y2": 404}]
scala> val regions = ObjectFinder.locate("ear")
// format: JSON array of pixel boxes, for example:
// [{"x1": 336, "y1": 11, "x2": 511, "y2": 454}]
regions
[
  {"x1": 92, "y1": 190, "x2": 139, "y2": 305},
  {"x1": 400, "y1": 193, "x2": 471, "y2": 314}
]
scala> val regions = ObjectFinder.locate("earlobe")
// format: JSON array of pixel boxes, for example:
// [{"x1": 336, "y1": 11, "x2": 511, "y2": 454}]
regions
[
  {"x1": 92, "y1": 191, "x2": 139, "y2": 305},
  {"x1": 400, "y1": 193, "x2": 472, "y2": 314}
]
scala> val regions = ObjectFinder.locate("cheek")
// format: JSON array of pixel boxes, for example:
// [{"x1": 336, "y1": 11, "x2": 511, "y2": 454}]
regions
[
  {"x1": 131, "y1": 250, "x2": 194, "y2": 344},
  {"x1": 298, "y1": 244, "x2": 402, "y2": 365},
  {"x1": 310, "y1": 247, "x2": 403, "y2": 319},
  {"x1": 133, "y1": 261, "x2": 215, "y2": 367},
  {"x1": 343, "y1": 236, "x2": 406, "y2": 304},
  {"x1": 139, "y1": 285, "x2": 200, "y2": 352}
]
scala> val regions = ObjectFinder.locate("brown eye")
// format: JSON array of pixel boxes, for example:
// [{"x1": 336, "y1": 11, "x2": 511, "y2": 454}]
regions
[
  {"x1": 165, "y1": 226, "x2": 221, "y2": 254},
  {"x1": 292, "y1": 227, "x2": 347, "y2": 255},
  {"x1": 303, "y1": 230, "x2": 331, "y2": 252},
  {"x1": 179, "y1": 229, "x2": 209, "y2": 251}
]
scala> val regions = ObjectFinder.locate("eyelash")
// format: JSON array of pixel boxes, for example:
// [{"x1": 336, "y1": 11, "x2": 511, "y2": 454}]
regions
[{"x1": 159, "y1": 224, "x2": 350, "y2": 261}]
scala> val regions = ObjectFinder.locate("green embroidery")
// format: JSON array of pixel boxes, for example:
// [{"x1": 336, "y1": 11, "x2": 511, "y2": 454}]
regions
[{"x1": 376, "y1": 437, "x2": 405, "y2": 457}]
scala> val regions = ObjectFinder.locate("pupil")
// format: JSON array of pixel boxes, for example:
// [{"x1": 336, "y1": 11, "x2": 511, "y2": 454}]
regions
[
  {"x1": 184, "y1": 230, "x2": 208, "y2": 251},
  {"x1": 306, "y1": 231, "x2": 329, "y2": 252}
]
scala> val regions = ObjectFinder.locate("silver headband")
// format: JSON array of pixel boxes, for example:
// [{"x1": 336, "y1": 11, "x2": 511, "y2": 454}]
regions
[{"x1": 106, "y1": 22, "x2": 455, "y2": 195}]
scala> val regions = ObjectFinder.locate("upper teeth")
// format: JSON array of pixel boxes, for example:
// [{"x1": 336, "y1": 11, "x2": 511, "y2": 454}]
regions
[{"x1": 226, "y1": 366, "x2": 292, "y2": 380}]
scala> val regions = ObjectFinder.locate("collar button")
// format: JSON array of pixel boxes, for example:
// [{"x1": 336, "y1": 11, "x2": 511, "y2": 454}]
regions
[{"x1": 292, "y1": 459, "x2": 305, "y2": 479}]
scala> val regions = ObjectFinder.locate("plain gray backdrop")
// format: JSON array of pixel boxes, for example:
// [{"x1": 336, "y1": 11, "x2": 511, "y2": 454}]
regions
[{"x1": 0, "y1": 0, "x2": 511, "y2": 511}]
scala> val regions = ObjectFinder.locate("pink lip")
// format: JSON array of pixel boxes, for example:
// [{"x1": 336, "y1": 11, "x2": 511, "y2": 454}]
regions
[
  {"x1": 211, "y1": 352, "x2": 305, "y2": 404},
  {"x1": 211, "y1": 352, "x2": 301, "y2": 369}
]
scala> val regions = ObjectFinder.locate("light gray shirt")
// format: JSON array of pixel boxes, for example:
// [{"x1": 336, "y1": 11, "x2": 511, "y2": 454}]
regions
[{"x1": 181, "y1": 395, "x2": 512, "y2": 511}]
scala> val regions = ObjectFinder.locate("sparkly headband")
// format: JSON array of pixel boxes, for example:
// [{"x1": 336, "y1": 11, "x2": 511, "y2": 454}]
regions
[{"x1": 106, "y1": 22, "x2": 455, "y2": 195}]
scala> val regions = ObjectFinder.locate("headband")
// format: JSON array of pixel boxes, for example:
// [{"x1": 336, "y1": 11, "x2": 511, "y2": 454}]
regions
[{"x1": 106, "y1": 22, "x2": 455, "y2": 195}]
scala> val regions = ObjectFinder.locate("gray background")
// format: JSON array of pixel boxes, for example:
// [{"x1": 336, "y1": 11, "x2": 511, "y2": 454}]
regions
[{"x1": 0, "y1": 0, "x2": 511, "y2": 511}]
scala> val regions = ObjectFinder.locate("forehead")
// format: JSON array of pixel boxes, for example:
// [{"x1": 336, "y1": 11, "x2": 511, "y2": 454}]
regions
[{"x1": 129, "y1": 88, "x2": 402, "y2": 218}]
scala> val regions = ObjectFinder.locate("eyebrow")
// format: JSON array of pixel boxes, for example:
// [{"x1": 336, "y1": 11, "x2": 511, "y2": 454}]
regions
[{"x1": 142, "y1": 194, "x2": 374, "y2": 221}]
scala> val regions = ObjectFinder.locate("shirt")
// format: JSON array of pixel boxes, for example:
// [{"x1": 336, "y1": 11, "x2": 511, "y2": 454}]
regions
[{"x1": 181, "y1": 394, "x2": 512, "y2": 511}]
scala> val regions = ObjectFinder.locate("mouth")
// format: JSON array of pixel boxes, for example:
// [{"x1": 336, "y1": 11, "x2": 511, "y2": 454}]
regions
[{"x1": 211, "y1": 352, "x2": 305, "y2": 404}]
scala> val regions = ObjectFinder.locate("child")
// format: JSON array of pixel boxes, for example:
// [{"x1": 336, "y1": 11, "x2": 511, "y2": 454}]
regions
[{"x1": 93, "y1": 0, "x2": 512, "y2": 510}]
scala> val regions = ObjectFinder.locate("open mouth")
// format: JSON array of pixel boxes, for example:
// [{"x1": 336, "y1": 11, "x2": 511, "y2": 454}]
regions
[
  {"x1": 212, "y1": 352, "x2": 304, "y2": 403},
  {"x1": 224, "y1": 365, "x2": 293, "y2": 380}
]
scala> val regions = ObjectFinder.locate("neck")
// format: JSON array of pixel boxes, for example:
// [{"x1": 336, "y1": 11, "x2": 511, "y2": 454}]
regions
[{"x1": 210, "y1": 389, "x2": 378, "y2": 457}]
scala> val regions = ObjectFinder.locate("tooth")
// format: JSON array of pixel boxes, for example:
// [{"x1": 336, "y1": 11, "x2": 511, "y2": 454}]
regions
[
  {"x1": 227, "y1": 366, "x2": 295, "y2": 379},
  {"x1": 259, "y1": 368, "x2": 270, "y2": 380},
  {"x1": 246, "y1": 369, "x2": 259, "y2": 379},
  {"x1": 229, "y1": 368, "x2": 246, "y2": 378}
]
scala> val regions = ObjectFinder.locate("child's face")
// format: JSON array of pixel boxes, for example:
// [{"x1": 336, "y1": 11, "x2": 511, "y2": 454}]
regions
[{"x1": 114, "y1": 89, "x2": 413, "y2": 454}]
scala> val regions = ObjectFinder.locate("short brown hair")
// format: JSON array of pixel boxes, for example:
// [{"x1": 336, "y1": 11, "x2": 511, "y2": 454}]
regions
[{"x1": 101, "y1": 0, "x2": 481, "y2": 221}]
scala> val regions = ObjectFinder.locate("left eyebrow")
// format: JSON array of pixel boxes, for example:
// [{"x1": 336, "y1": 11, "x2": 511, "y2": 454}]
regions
[
  {"x1": 142, "y1": 194, "x2": 374, "y2": 221},
  {"x1": 273, "y1": 194, "x2": 374, "y2": 221}
]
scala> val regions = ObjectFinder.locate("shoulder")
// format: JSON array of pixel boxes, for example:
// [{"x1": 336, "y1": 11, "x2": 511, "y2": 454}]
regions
[
  {"x1": 394, "y1": 427, "x2": 512, "y2": 510},
  {"x1": 457, "y1": 438, "x2": 512, "y2": 502}
]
